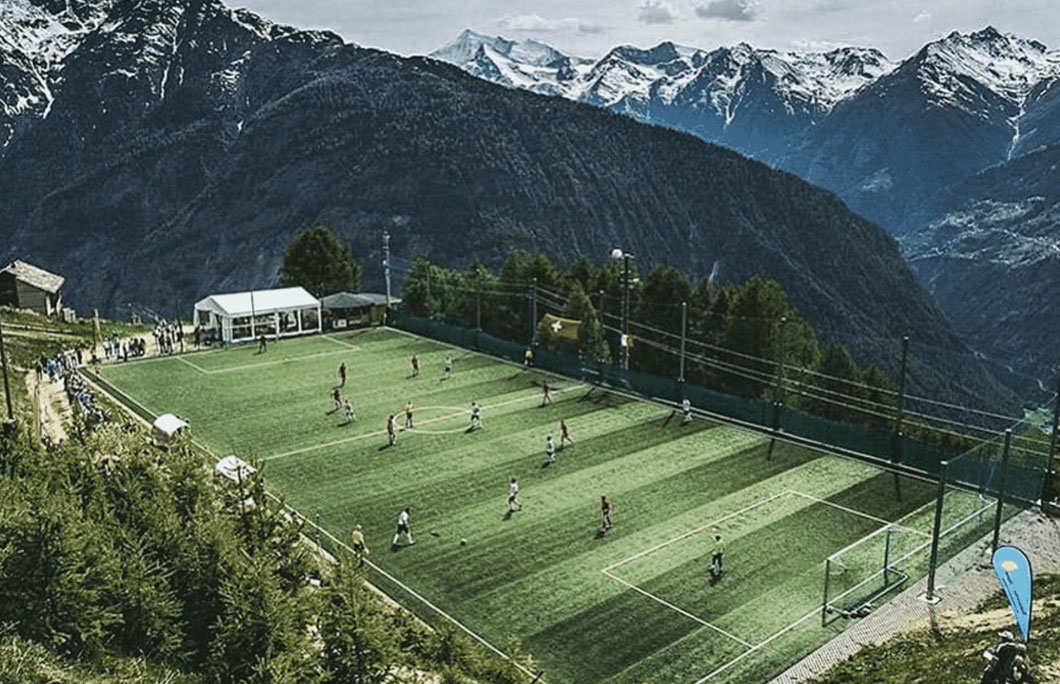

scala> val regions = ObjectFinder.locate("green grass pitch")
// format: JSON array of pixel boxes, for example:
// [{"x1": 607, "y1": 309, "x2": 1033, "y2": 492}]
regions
[{"x1": 101, "y1": 328, "x2": 984, "y2": 684}]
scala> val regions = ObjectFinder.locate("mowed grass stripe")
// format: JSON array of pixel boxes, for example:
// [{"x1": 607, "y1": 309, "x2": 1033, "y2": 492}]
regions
[
  {"x1": 105, "y1": 336, "x2": 550, "y2": 457},
  {"x1": 102, "y1": 328, "x2": 950, "y2": 684}
]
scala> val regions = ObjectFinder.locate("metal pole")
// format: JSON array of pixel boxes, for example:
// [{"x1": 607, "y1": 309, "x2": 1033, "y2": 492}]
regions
[
  {"x1": 822, "y1": 558, "x2": 832, "y2": 626},
  {"x1": 893, "y1": 335, "x2": 910, "y2": 456},
  {"x1": 475, "y1": 270, "x2": 482, "y2": 331},
  {"x1": 679, "y1": 301, "x2": 687, "y2": 384},
  {"x1": 992, "y1": 429, "x2": 1013, "y2": 553},
  {"x1": 621, "y1": 254, "x2": 631, "y2": 370},
  {"x1": 891, "y1": 335, "x2": 910, "y2": 502},
  {"x1": 530, "y1": 277, "x2": 537, "y2": 345},
  {"x1": 883, "y1": 529, "x2": 892, "y2": 588},
  {"x1": 383, "y1": 231, "x2": 392, "y2": 307},
  {"x1": 768, "y1": 317, "x2": 787, "y2": 459},
  {"x1": 925, "y1": 460, "x2": 949, "y2": 602},
  {"x1": 0, "y1": 307, "x2": 13, "y2": 424},
  {"x1": 1046, "y1": 367, "x2": 1060, "y2": 502}
]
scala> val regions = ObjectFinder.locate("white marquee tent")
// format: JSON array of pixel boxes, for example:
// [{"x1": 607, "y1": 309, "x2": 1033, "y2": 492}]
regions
[{"x1": 193, "y1": 287, "x2": 321, "y2": 344}]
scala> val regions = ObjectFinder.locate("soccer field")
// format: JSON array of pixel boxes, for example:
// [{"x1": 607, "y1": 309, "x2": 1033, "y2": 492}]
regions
[{"x1": 101, "y1": 328, "x2": 986, "y2": 684}]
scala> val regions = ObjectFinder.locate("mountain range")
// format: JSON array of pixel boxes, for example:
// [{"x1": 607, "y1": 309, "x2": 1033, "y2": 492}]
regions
[
  {"x1": 0, "y1": 0, "x2": 1017, "y2": 407},
  {"x1": 432, "y1": 28, "x2": 1060, "y2": 398}
]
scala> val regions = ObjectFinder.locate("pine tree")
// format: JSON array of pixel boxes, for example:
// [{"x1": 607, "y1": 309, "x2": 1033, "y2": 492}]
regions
[{"x1": 280, "y1": 225, "x2": 362, "y2": 298}]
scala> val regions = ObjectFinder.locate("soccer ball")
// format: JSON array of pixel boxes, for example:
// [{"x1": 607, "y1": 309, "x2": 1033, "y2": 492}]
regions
[{"x1": 460, "y1": 538, "x2": 467, "y2": 546}]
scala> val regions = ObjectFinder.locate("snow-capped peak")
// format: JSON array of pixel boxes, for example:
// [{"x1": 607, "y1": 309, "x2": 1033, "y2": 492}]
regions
[{"x1": 914, "y1": 27, "x2": 1059, "y2": 103}]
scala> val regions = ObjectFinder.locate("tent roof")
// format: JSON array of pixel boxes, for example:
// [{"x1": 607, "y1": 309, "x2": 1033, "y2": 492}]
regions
[
  {"x1": 152, "y1": 413, "x2": 188, "y2": 437},
  {"x1": 215, "y1": 454, "x2": 256, "y2": 483},
  {"x1": 194, "y1": 287, "x2": 318, "y2": 318},
  {"x1": 321, "y1": 292, "x2": 392, "y2": 309},
  {"x1": 1, "y1": 260, "x2": 64, "y2": 293}
]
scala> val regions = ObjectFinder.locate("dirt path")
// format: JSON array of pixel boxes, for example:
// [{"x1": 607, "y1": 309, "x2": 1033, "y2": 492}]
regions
[
  {"x1": 23, "y1": 370, "x2": 70, "y2": 445},
  {"x1": 770, "y1": 510, "x2": 1060, "y2": 683}
]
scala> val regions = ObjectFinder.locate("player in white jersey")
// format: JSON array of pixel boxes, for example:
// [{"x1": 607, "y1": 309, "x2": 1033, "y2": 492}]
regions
[
  {"x1": 392, "y1": 507, "x2": 414, "y2": 547},
  {"x1": 507, "y1": 478, "x2": 521, "y2": 512}
]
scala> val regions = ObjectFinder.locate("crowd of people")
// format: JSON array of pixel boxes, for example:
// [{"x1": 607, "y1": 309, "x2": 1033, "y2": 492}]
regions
[
  {"x1": 153, "y1": 320, "x2": 185, "y2": 355},
  {"x1": 103, "y1": 333, "x2": 148, "y2": 361}
]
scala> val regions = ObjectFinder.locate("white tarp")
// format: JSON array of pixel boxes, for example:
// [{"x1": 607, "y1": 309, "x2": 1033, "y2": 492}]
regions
[
  {"x1": 151, "y1": 411, "x2": 188, "y2": 443},
  {"x1": 194, "y1": 287, "x2": 319, "y2": 318},
  {"x1": 215, "y1": 454, "x2": 256, "y2": 483}
]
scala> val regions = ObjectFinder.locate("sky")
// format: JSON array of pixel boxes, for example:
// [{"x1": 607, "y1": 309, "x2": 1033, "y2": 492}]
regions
[{"x1": 234, "y1": 0, "x2": 1059, "y2": 61}]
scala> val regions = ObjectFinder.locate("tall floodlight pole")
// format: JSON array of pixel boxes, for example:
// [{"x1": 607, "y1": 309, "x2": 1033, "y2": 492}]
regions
[
  {"x1": 619, "y1": 252, "x2": 633, "y2": 370},
  {"x1": 383, "y1": 230, "x2": 392, "y2": 307},
  {"x1": 0, "y1": 307, "x2": 14, "y2": 425}
]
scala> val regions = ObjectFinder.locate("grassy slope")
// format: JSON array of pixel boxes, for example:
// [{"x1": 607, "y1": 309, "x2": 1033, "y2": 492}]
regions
[
  {"x1": 809, "y1": 575, "x2": 1060, "y2": 684},
  {"x1": 101, "y1": 328, "x2": 982, "y2": 684}
]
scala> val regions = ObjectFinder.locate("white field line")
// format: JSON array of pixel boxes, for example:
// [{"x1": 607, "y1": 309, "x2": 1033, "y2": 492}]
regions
[
  {"x1": 175, "y1": 347, "x2": 359, "y2": 375},
  {"x1": 176, "y1": 356, "x2": 210, "y2": 374},
  {"x1": 601, "y1": 568, "x2": 754, "y2": 649},
  {"x1": 603, "y1": 490, "x2": 793, "y2": 573},
  {"x1": 82, "y1": 374, "x2": 535, "y2": 680},
  {"x1": 690, "y1": 499, "x2": 997, "y2": 684},
  {"x1": 323, "y1": 334, "x2": 362, "y2": 350},
  {"x1": 787, "y1": 490, "x2": 931, "y2": 538},
  {"x1": 260, "y1": 383, "x2": 585, "y2": 463}
]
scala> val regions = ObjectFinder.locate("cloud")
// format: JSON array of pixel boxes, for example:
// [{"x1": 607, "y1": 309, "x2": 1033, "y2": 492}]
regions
[
  {"x1": 913, "y1": 10, "x2": 932, "y2": 24},
  {"x1": 637, "y1": 0, "x2": 677, "y2": 24},
  {"x1": 695, "y1": 0, "x2": 758, "y2": 22},
  {"x1": 497, "y1": 14, "x2": 604, "y2": 35}
]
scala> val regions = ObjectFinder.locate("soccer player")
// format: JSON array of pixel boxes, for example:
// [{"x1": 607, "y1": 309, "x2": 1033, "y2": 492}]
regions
[
  {"x1": 343, "y1": 399, "x2": 355, "y2": 425},
  {"x1": 541, "y1": 379, "x2": 552, "y2": 407},
  {"x1": 391, "y1": 507, "x2": 414, "y2": 547},
  {"x1": 331, "y1": 387, "x2": 343, "y2": 411},
  {"x1": 444, "y1": 356, "x2": 453, "y2": 378},
  {"x1": 338, "y1": 361, "x2": 349, "y2": 387},
  {"x1": 386, "y1": 414, "x2": 397, "y2": 446},
  {"x1": 507, "y1": 478, "x2": 521, "y2": 512},
  {"x1": 545, "y1": 434, "x2": 556, "y2": 463},
  {"x1": 410, "y1": 354, "x2": 420, "y2": 377},
  {"x1": 682, "y1": 398, "x2": 692, "y2": 425},
  {"x1": 469, "y1": 401, "x2": 482, "y2": 430},
  {"x1": 560, "y1": 419, "x2": 574, "y2": 447},
  {"x1": 710, "y1": 534, "x2": 724, "y2": 580},
  {"x1": 523, "y1": 347, "x2": 534, "y2": 368},
  {"x1": 404, "y1": 401, "x2": 414, "y2": 429},
  {"x1": 349, "y1": 524, "x2": 370, "y2": 567},
  {"x1": 600, "y1": 496, "x2": 614, "y2": 533},
  {"x1": 257, "y1": 334, "x2": 267, "y2": 353}
]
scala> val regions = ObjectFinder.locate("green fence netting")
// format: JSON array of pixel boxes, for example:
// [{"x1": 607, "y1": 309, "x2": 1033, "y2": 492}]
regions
[{"x1": 389, "y1": 311, "x2": 1048, "y2": 505}]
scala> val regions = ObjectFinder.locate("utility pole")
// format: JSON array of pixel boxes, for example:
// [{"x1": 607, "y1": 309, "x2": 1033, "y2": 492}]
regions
[
  {"x1": 0, "y1": 307, "x2": 13, "y2": 427},
  {"x1": 382, "y1": 230, "x2": 392, "y2": 307}
]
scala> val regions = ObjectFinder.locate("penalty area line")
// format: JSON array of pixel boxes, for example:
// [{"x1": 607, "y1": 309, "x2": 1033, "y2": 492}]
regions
[{"x1": 601, "y1": 568, "x2": 754, "y2": 649}]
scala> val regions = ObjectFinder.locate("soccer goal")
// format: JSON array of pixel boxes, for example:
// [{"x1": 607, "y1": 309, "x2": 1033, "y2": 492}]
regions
[{"x1": 822, "y1": 525, "x2": 917, "y2": 626}]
